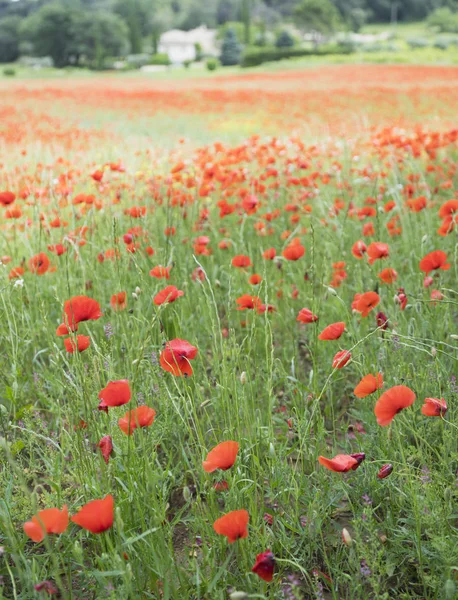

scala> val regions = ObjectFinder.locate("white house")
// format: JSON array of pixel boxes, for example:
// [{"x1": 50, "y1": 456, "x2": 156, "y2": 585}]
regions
[{"x1": 158, "y1": 25, "x2": 218, "y2": 64}]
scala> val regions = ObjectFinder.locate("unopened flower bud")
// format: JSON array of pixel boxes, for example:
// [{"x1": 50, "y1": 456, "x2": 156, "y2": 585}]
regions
[
  {"x1": 377, "y1": 464, "x2": 393, "y2": 479},
  {"x1": 240, "y1": 371, "x2": 247, "y2": 385},
  {"x1": 342, "y1": 528, "x2": 352, "y2": 546}
]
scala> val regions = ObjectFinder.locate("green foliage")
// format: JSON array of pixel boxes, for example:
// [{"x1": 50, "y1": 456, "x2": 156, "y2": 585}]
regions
[
  {"x1": 2, "y1": 66, "x2": 15, "y2": 75},
  {"x1": 275, "y1": 29, "x2": 296, "y2": 47},
  {"x1": 220, "y1": 27, "x2": 242, "y2": 66},
  {"x1": 206, "y1": 56, "x2": 220, "y2": 69},
  {"x1": 149, "y1": 52, "x2": 171, "y2": 65},
  {"x1": 241, "y1": 42, "x2": 353, "y2": 67},
  {"x1": 428, "y1": 7, "x2": 458, "y2": 33},
  {"x1": 295, "y1": 0, "x2": 342, "y2": 34},
  {"x1": 0, "y1": 15, "x2": 21, "y2": 63}
]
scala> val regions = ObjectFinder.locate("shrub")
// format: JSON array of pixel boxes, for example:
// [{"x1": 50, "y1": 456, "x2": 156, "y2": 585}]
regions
[
  {"x1": 241, "y1": 44, "x2": 353, "y2": 68},
  {"x1": 407, "y1": 38, "x2": 429, "y2": 49},
  {"x1": 3, "y1": 67, "x2": 15, "y2": 76},
  {"x1": 183, "y1": 59, "x2": 192, "y2": 69},
  {"x1": 275, "y1": 30, "x2": 295, "y2": 49},
  {"x1": 428, "y1": 8, "x2": 458, "y2": 34},
  {"x1": 149, "y1": 53, "x2": 170, "y2": 66},
  {"x1": 206, "y1": 57, "x2": 220, "y2": 71},
  {"x1": 126, "y1": 53, "x2": 150, "y2": 68}
]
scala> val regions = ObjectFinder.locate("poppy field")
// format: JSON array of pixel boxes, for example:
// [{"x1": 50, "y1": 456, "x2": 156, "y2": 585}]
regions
[{"x1": 0, "y1": 65, "x2": 458, "y2": 599}]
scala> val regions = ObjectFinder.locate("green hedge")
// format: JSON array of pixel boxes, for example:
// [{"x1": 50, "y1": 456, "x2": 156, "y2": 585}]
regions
[{"x1": 241, "y1": 44, "x2": 354, "y2": 68}]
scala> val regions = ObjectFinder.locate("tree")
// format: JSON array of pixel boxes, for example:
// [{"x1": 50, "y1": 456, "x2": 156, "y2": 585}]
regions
[
  {"x1": 0, "y1": 15, "x2": 21, "y2": 62},
  {"x1": 294, "y1": 0, "x2": 341, "y2": 34},
  {"x1": 216, "y1": 0, "x2": 237, "y2": 24},
  {"x1": 220, "y1": 27, "x2": 241, "y2": 65},
  {"x1": 114, "y1": 0, "x2": 152, "y2": 54},
  {"x1": 72, "y1": 11, "x2": 129, "y2": 67},
  {"x1": 428, "y1": 7, "x2": 458, "y2": 32},
  {"x1": 20, "y1": 3, "x2": 79, "y2": 67},
  {"x1": 331, "y1": 0, "x2": 369, "y2": 31}
]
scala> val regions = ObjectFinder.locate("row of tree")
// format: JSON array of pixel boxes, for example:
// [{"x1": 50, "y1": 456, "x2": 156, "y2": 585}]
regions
[{"x1": 0, "y1": 0, "x2": 457, "y2": 67}]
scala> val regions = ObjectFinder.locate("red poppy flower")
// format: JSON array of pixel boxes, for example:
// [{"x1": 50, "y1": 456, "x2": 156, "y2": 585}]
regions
[
  {"x1": 34, "y1": 581, "x2": 58, "y2": 595},
  {"x1": 159, "y1": 338, "x2": 198, "y2": 377},
  {"x1": 252, "y1": 550, "x2": 275, "y2": 583},
  {"x1": 249, "y1": 274, "x2": 262, "y2": 285},
  {"x1": 29, "y1": 253, "x2": 50, "y2": 275},
  {"x1": 71, "y1": 495, "x2": 114, "y2": 533},
  {"x1": 98, "y1": 380, "x2": 131, "y2": 410},
  {"x1": 282, "y1": 240, "x2": 305, "y2": 261},
  {"x1": 318, "y1": 322, "x2": 345, "y2": 340},
  {"x1": 421, "y1": 397, "x2": 447, "y2": 417},
  {"x1": 213, "y1": 509, "x2": 249, "y2": 543},
  {"x1": 203, "y1": 441, "x2": 239, "y2": 473},
  {"x1": 257, "y1": 303, "x2": 276, "y2": 314},
  {"x1": 150, "y1": 265, "x2": 171, "y2": 279},
  {"x1": 9, "y1": 266, "x2": 25, "y2": 280},
  {"x1": 232, "y1": 255, "x2": 252, "y2": 268},
  {"x1": 355, "y1": 291, "x2": 380, "y2": 317},
  {"x1": 236, "y1": 294, "x2": 261, "y2": 311},
  {"x1": 354, "y1": 373, "x2": 383, "y2": 398},
  {"x1": 62, "y1": 295, "x2": 102, "y2": 330},
  {"x1": 64, "y1": 335, "x2": 90, "y2": 353},
  {"x1": 297, "y1": 308, "x2": 318, "y2": 323},
  {"x1": 91, "y1": 169, "x2": 104, "y2": 182},
  {"x1": 419, "y1": 250, "x2": 450, "y2": 274},
  {"x1": 376, "y1": 312, "x2": 389, "y2": 330},
  {"x1": 98, "y1": 436, "x2": 113, "y2": 464},
  {"x1": 378, "y1": 268, "x2": 398, "y2": 284},
  {"x1": 0, "y1": 191, "x2": 15, "y2": 206},
  {"x1": 118, "y1": 406, "x2": 156, "y2": 435},
  {"x1": 374, "y1": 385, "x2": 416, "y2": 426},
  {"x1": 23, "y1": 506, "x2": 69, "y2": 542},
  {"x1": 262, "y1": 248, "x2": 276, "y2": 260},
  {"x1": 153, "y1": 285, "x2": 184, "y2": 306},
  {"x1": 110, "y1": 292, "x2": 127, "y2": 311},
  {"x1": 318, "y1": 454, "x2": 362, "y2": 472},
  {"x1": 367, "y1": 242, "x2": 389, "y2": 264},
  {"x1": 351, "y1": 240, "x2": 367, "y2": 259},
  {"x1": 332, "y1": 350, "x2": 351, "y2": 369},
  {"x1": 438, "y1": 199, "x2": 458, "y2": 219}
]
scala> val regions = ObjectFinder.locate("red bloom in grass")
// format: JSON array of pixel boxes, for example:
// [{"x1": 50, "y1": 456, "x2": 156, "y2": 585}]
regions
[
  {"x1": 213, "y1": 509, "x2": 249, "y2": 543},
  {"x1": 56, "y1": 323, "x2": 75, "y2": 336},
  {"x1": 282, "y1": 240, "x2": 305, "y2": 261},
  {"x1": 262, "y1": 248, "x2": 276, "y2": 260},
  {"x1": 367, "y1": 242, "x2": 389, "y2": 265},
  {"x1": 71, "y1": 495, "x2": 114, "y2": 533},
  {"x1": 149, "y1": 265, "x2": 171, "y2": 279},
  {"x1": 98, "y1": 436, "x2": 113, "y2": 464},
  {"x1": 153, "y1": 285, "x2": 184, "y2": 306},
  {"x1": 48, "y1": 243, "x2": 67, "y2": 256},
  {"x1": 376, "y1": 312, "x2": 389, "y2": 330},
  {"x1": 34, "y1": 580, "x2": 58, "y2": 595},
  {"x1": 0, "y1": 190, "x2": 15, "y2": 205},
  {"x1": 203, "y1": 441, "x2": 239, "y2": 473},
  {"x1": 160, "y1": 338, "x2": 198, "y2": 377},
  {"x1": 423, "y1": 276, "x2": 434, "y2": 288},
  {"x1": 63, "y1": 295, "x2": 102, "y2": 331},
  {"x1": 257, "y1": 303, "x2": 276, "y2": 314},
  {"x1": 377, "y1": 464, "x2": 393, "y2": 479},
  {"x1": 355, "y1": 291, "x2": 380, "y2": 317},
  {"x1": 91, "y1": 169, "x2": 104, "y2": 182},
  {"x1": 378, "y1": 268, "x2": 398, "y2": 284},
  {"x1": 9, "y1": 266, "x2": 25, "y2": 279},
  {"x1": 318, "y1": 322, "x2": 345, "y2": 341},
  {"x1": 421, "y1": 397, "x2": 447, "y2": 417},
  {"x1": 395, "y1": 288, "x2": 408, "y2": 310},
  {"x1": 419, "y1": 250, "x2": 450, "y2": 274},
  {"x1": 232, "y1": 255, "x2": 252, "y2": 268},
  {"x1": 354, "y1": 373, "x2": 383, "y2": 398},
  {"x1": 297, "y1": 308, "x2": 318, "y2": 323},
  {"x1": 438, "y1": 199, "x2": 458, "y2": 220},
  {"x1": 110, "y1": 292, "x2": 127, "y2": 311},
  {"x1": 118, "y1": 406, "x2": 156, "y2": 435},
  {"x1": 29, "y1": 253, "x2": 50, "y2": 275},
  {"x1": 318, "y1": 453, "x2": 364, "y2": 473},
  {"x1": 64, "y1": 335, "x2": 90, "y2": 353},
  {"x1": 351, "y1": 240, "x2": 367, "y2": 259},
  {"x1": 332, "y1": 350, "x2": 351, "y2": 369},
  {"x1": 236, "y1": 294, "x2": 261, "y2": 311},
  {"x1": 98, "y1": 380, "x2": 131, "y2": 410},
  {"x1": 252, "y1": 550, "x2": 275, "y2": 583},
  {"x1": 249, "y1": 274, "x2": 262, "y2": 285},
  {"x1": 374, "y1": 385, "x2": 416, "y2": 426},
  {"x1": 24, "y1": 506, "x2": 69, "y2": 542}
]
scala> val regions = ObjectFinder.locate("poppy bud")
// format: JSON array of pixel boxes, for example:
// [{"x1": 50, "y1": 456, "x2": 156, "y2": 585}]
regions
[
  {"x1": 327, "y1": 286, "x2": 338, "y2": 296},
  {"x1": 240, "y1": 371, "x2": 247, "y2": 384},
  {"x1": 445, "y1": 579, "x2": 456, "y2": 599},
  {"x1": 132, "y1": 292, "x2": 138, "y2": 300},
  {"x1": 229, "y1": 592, "x2": 248, "y2": 600},
  {"x1": 135, "y1": 286, "x2": 141, "y2": 295},
  {"x1": 182, "y1": 486, "x2": 192, "y2": 502},
  {"x1": 342, "y1": 528, "x2": 352, "y2": 546},
  {"x1": 350, "y1": 452, "x2": 365, "y2": 468},
  {"x1": 379, "y1": 534, "x2": 387, "y2": 543},
  {"x1": 252, "y1": 550, "x2": 275, "y2": 582},
  {"x1": 431, "y1": 347, "x2": 437, "y2": 357},
  {"x1": 72, "y1": 541, "x2": 83, "y2": 562},
  {"x1": 377, "y1": 464, "x2": 393, "y2": 479},
  {"x1": 450, "y1": 334, "x2": 458, "y2": 340}
]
